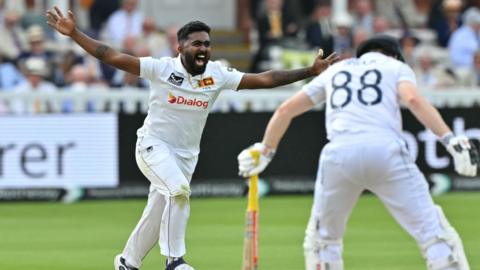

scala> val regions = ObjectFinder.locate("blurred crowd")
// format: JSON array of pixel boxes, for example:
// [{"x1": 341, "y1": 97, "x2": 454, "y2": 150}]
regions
[
  {"x1": 248, "y1": 0, "x2": 480, "y2": 89},
  {"x1": 0, "y1": 0, "x2": 479, "y2": 114}
]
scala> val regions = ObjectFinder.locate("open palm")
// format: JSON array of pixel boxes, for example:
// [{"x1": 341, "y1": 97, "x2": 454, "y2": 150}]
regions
[
  {"x1": 46, "y1": 6, "x2": 76, "y2": 36},
  {"x1": 311, "y1": 51, "x2": 339, "y2": 75}
]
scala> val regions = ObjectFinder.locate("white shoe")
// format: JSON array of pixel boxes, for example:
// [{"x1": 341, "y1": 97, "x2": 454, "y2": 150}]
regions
[
  {"x1": 114, "y1": 254, "x2": 139, "y2": 270},
  {"x1": 165, "y1": 257, "x2": 195, "y2": 270}
]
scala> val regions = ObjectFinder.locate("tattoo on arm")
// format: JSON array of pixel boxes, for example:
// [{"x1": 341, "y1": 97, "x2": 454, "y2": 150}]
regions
[
  {"x1": 95, "y1": 45, "x2": 110, "y2": 60},
  {"x1": 270, "y1": 68, "x2": 312, "y2": 87}
]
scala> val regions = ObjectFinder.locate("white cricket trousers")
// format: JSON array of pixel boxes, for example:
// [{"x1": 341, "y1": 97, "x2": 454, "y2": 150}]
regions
[
  {"x1": 311, "y1": 137, "x2": 454, "y2": 264},
  {"x1": 122, "y1": 136, "x2": 198, "y2": 268}
]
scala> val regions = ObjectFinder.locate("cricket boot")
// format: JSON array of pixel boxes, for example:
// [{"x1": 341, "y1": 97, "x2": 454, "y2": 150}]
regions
[
  {"x1": 165, "y1": 257, "x2": 195, "y2": 270},
  {"x1": 114, "y1": 254, "x2": 139, "y2": 270}
]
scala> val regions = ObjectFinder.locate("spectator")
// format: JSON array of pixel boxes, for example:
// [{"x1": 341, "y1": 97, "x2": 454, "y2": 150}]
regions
[
  {"x1": 0, "y1": 54, "x2": 25, "y2": 90},
  {"x1": 104, "y1": 0, "x2": 144, "y2": 49},
  {"x1": 250, "y1": 0, "x2": 300, "y2": 72},
  {"x1": 351, "y1": 0, "x2": 375, "y2": 35},
  {"x1": 375, "y1": 0, "x2": 421, "y2": 27},
  {"x1": 0, "y1": 0, "x2": 5, "y2": 24},
  {"x1": 88, "y1": 0, "x2": 120, "y2": 37},
  {"x1": 448, "y1": 7, "x2": 480, "y2": 68},
  {"x1": 136, "y1": 17, "x2": 167, "y2": 57},
  {"x1": 111, "y1": 45, "x2": 149, "y2": 88},
  {"x1": 414, "y1": 51, "x2": 439, "y2": 88},
  {"x1": 158, "y1": 24, "x2": 179, "y2": 58},
  {"x1": 10, "y1": 57, "x2": 57, "y2": 114},
  {"x1": 18, "y1": 25, "x2": 55, "y2": 79},
  {"x1": 413, "y1": 48, "x2": 457, "y2": 89},
  {"x1": 332, "y1": 13, "x2": 354, "y2": 59},
  {"x1": 62, "y1": 64, "x2": 89, "y2": 113},
  {"x1": 305, "y1": 2, "x2": 334, "y2": 55},
  {"x1": 373, "y1": 16, "x2": 390, "y2": 34},
  {"x1": 352, "y1": 27, "x2": 370, "y2": 49},
  {"x1": 20, "y1": 0, "x2": 51, "y2": 37},
  {"x1": 428, "y1": 0, "x2": 463, "y2": 47},
  {"x1": 399, "y1": 33, "x2": 420, "y2": 66},
  {"x1": 52, "y1": 49, "x2": 84, "y2": 87},
  {"x1": 457, "y1": 50, "x2": 480, "y2": 87},
  {"x1": 463, "y1": 0, "x2": 480, "y2": 11},
  {"x1": 0, "y1": 10, "x2": 28, "y2": 61},
  {"x1": 62, "y1": 64, "x2": 107, "y2": 112}
]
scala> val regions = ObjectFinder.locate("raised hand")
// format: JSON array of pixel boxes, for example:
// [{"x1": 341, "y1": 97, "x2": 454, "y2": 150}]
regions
[
  {"x1": 46, "y1": 6, "x2": 76, "y2": 36},
  {"x1": 310, "y1": 50, "x2": 339, "y2": 76}
]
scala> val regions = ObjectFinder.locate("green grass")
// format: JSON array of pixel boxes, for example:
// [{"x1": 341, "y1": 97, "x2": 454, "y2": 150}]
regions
[{"x1": 1, "y1": 193, "x2": 479, "y2": 270}]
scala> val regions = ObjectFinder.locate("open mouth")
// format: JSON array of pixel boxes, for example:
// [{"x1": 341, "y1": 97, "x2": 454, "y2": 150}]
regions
[{"x1": 195, "y1": 54, "x2": 207, "y2": 66}]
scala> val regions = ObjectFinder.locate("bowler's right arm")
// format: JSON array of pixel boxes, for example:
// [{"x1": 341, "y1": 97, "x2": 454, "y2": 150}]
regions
[{"x1": 47, "y1": 6, "x2": 140, "y2": 76}]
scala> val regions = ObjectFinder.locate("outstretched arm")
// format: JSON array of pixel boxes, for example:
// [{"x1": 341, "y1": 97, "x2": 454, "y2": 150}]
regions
[
  {"x1": 399, "y1": 81, "x2": 479, "y2": 176},
  {"x1": 398, "y1": 81, "x2": 451, "y2": 137},
  {"x1": 262, "y1": 91, "x2": 315, "y2": 149},
  {"x1": 237, "y1": 91, "x2": 315, "y2": 177},
  {"x1": 237, "y1": 50, "x2": 338, "y2": 90},
  {"x1": 46, "y1": 6, "x2": 140, "y2": 76}
]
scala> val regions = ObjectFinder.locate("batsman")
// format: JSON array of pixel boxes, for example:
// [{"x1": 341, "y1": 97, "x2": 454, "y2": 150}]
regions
[{"x1": 238, "y1": 35, "x2": 479, "y2": 270}]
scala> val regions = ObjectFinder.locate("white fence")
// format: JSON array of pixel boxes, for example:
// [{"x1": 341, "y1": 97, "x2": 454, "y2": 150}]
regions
[{"x1": 0, "y1": 87, "x2": 480, "y2": 114}]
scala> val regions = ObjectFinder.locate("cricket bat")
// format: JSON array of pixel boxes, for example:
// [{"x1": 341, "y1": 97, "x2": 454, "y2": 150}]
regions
[{"x1": 242, "y1": 174, "x2": 259, "y2": 270}]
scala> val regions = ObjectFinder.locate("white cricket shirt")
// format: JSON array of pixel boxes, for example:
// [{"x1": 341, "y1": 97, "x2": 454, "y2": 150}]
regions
[
  {"x1": 302, "y1": 52, "x2": 417, "y2": 141},
  {"x1": 138, "y1": 56, "x2": 244, "y2": 157}
]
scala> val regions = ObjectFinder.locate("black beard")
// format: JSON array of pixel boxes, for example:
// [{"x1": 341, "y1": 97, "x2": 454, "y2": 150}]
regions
[{"x1": 183, "y1": 53, "x2": 207, "y2": 76}]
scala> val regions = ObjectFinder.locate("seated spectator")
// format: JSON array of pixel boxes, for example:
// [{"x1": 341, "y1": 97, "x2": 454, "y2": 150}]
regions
[
  {"x1": 157, "y1": 25, "x2": 179, "y2": 58},
  {"x1": 62, "y1": 64, "x2": 107, "y2": 112},
  {"x1": 136, "y1": 17, "x2": 167, "y2": 57},
  {"x1": 456, "y1": 50, "x2": 480, "y2": 87},
  {"x1": 18, "y1": 25, "x2": 55, "y2": 80},
  {"x1": 88, "y1": 0, "x2": 120, "y2": 38},
  {"x1": 333, "y1": 13, "x2": 354, "y2": 59},
  {"x1": 373, "y1": 16, "x2": 390, "y2": 34},
  {"x1": 0, "y1": 10, "x2": 28, "y2": 62},
  {"x1": 352, "y1": 27, "x2": 370, "y2": 49},
  {"x1": 0, "y1": 54, "x2": 25, "y2": 90},
  {"x1": 375, "y1": 0, "x2": 421, "y2": 28},
  {"x1": 448, "y1": 7, "x2": 480, "y2": 68},
  {"x1": 20, "y1": 0, "x2": 51, "y2": 36},
  {"x1": 414, "y1": 51, "x2": 439, "y2": 88},
  {"x1": 111, "y1": 45, "x2": 149, "y2": 88},
  {"x1": 104, "y1": 0, "x2": 144, "y2": 49},
  {"x1": 400, "y1": 33, "x2": 420, "y2": 66},
  {"x1": 0, "y1": 0, "x2": 4, "y2": 24},
  {"x1": 52, "y1": 49, "x2": 84, "y2": 87},
  {"x1": 305, "y1": 1, "x2": 334, "y2": 55},
  {"x1": 351, "y1": 0, "x2": 375, "y2": 35},
  {"x1": 428, "y1": 0, "x2": 463, "y2": 47},
  {"x1": 10, "y1": 57, "x2": 57, "y2": 114},
  {"x1": 250, "y1": 0, "x2": 300, "y2": 72},
  {"x1": 413, "y1": 48, "x2": 457, "y2": 89}
]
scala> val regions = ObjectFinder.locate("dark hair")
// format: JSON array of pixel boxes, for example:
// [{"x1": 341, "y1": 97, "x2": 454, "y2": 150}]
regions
[
  {"x1": 177, "y1": 21, "x2": 211, "y2": 43},
  {"x1": 356, "y1": 35, "x2": 405, "y2": 62}
]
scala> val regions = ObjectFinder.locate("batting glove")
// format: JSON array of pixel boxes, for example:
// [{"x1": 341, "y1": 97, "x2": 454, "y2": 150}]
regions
[
  {"x1": 238, "y1": 142, "x2": 276, "y2": 178},
  {"x1": 442, "y1": 134, "x2": 479, "y2": 177}
]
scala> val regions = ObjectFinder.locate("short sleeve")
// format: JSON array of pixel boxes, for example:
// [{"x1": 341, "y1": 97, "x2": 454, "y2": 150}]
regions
[
  {"x1": 301, "y1": 73, "x2": 327, "y2": 104},
  {"x1": 140, "y1": 57, "x2": 167, "y2": 81},
  {"x1": 217, "y1": 63, "x2": 244, "y2": 90},
  {"x1": 397, "y1": 63, "x2": 417, "y2": 86}
]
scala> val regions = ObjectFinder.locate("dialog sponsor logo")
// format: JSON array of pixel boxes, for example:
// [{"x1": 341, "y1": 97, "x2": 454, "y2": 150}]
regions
[{"x1": 168, "y1": 92, "x2": 209, "y2": 109}]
